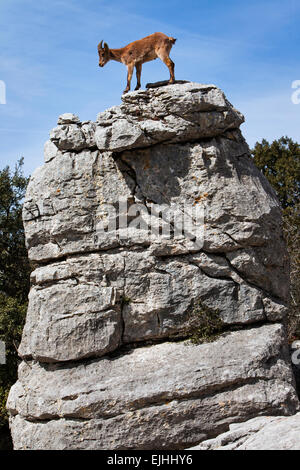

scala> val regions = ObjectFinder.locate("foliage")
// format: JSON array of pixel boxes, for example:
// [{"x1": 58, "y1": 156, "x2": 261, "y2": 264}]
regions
[
  {"x1": 0, "y1": 158, "x2": 30, "y2": 300},
  {"x1": 121, "y1": 295, "x2": 132, "y2": 305},
  {"x1": 0, "y1": 159, "x2": 30, "y2": 448},
  {"x1": 252, "y1": 137, "x2": 300, "y2": 341},
  {"x1": 252, "y1": 137, "x2": 300, "y2": 209},
  {"x1": 185, "y1": 300, "x2": 224, "y2": 344},
  {"x1": 0, "y1": 295, "x2": 27, "y2": 449},
  {"x1": 284, "y1": 203, "x2": 300, "y2": 341}
]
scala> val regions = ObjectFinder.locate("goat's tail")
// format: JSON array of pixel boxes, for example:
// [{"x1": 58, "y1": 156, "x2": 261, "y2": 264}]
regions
[{"x1": 168, "y1": 37, "x2": 177, "y2": 45}]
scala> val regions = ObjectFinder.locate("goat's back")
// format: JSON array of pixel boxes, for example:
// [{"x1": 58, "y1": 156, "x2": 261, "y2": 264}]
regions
[{"x1": 122, "y1": 32, "x2": 176, "y2": 64}]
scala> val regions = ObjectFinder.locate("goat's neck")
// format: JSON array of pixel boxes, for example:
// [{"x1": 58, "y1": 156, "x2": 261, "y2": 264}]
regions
[{"x1": 109, "y1": 48, "x2": 124, "y2": 63}]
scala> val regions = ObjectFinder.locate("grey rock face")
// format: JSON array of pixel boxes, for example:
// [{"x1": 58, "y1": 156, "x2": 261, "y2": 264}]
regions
[
  {"x1": 189, "y1": 412, "x2": 300, "y2": 450},
  {"x1": 18, "y1": 249, "x2": 285, "y2": 363},
  {"x1": 95, "y1": 83, "x2": 244, "y2": 152},
  {"x1": 8, "y1": 325, "x2": 299, "y2": 450},
  {"x1": 8, "y1": 82, "x2": 298, "y2": 449}
]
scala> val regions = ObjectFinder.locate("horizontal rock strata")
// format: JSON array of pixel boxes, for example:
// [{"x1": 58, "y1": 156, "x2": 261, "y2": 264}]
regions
[
  {"x1": 8, "y1": 82, "x2": 298, "y2": 449},
  {"x1": 189, "y1": 412, "x2": 300, "y2": 450},
  {"x1": 8, "y1": 325, "x2": 299, "y2": 450}
]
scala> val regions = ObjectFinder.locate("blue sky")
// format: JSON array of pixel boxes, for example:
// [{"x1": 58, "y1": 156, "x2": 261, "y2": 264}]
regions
[{"x1": 0, "y1": 0, "x2": 299, "y2": 175}]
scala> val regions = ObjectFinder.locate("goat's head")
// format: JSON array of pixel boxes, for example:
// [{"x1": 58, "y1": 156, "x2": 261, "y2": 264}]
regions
[{"x1": 98, "y1": 40, "x2": 110, "y2": 67}]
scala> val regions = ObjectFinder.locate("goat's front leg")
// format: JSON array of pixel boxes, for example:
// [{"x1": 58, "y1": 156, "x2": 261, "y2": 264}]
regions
[
  {"x1": 135, "y1": 63, "x2": 142, "y2": 91},
  {"x1": 124, "y1": 63, "x2": 134, "y2": 94}
]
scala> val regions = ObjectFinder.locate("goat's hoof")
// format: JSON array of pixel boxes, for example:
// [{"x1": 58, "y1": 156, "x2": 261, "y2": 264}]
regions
[
  {"x1": 134, "y1": 86, "x2": 141, "y2": 91},
  {"x1": 123, "y1": 89, "x2": 129, "y2": 95},
  {"x1": 168, "y1": 79, "x2": 175, "y2": 84}
]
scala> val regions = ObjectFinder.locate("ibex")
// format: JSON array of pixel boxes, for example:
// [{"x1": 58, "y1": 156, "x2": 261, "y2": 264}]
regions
[{"x1": 98, "y1": 32, "x2": 176, "y2": 94}]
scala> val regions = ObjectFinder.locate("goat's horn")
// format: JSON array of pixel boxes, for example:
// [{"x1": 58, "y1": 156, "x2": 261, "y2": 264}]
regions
[{"x1": 99, "y1": 40, "x2": 103, "y2": 49}]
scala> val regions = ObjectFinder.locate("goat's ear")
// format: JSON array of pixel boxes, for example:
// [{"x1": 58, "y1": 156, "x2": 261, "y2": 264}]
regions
[{"x1": 104, "y1": 42, "x2": 109, "y2": 53}]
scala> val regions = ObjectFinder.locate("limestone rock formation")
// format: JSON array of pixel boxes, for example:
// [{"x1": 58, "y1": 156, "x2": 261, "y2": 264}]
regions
[
  {"x1": 189, "y1": 412, "x2": 300, "y2": 450},
  {"x1": 7, "y1": 82, "x2": 299, "y2": 449}
]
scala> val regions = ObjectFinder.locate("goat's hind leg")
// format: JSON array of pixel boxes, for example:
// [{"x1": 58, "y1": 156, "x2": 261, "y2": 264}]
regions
[
  {"x1": 165, "y1": 57, "x2": 175, "y2": 84},
  {"x1": 124, "y1": 63, "x2": 134, "y2": 94},
  {"x1": 158, "y1": 52, "x2": 175, "y2": 84},
  {"x1": 135, "y1": 63, "x2": 142, "y2": 91}
]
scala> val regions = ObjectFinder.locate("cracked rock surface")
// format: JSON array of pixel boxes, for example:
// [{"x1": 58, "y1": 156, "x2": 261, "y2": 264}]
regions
[
  {"x1": 189, "y1": 412, "x2": 300, "y2": 450},
  {"x1": 8, "y1": 325, "x2": 299, "y2": 450},
  {"x1": 8, "y1": 82, "x2": 298, "y2": 449}
]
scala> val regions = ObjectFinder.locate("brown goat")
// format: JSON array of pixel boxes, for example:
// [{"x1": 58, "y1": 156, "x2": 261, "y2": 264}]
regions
[{"x1": 98, "y1": 32, "x2": 176, "y2": 94}]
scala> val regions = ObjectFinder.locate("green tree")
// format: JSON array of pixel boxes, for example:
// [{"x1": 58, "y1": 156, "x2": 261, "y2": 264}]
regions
[
  {"x1": 252, "y1": 137, "x2": 300, "y2": 341},
  {"x1": 0, "y1": 159, "x2": 30, "y2": 449},
  {"x1": 0, "y1": 159, "x2": 30, "y2": 300}
]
